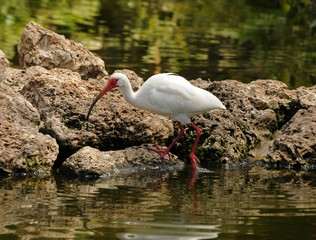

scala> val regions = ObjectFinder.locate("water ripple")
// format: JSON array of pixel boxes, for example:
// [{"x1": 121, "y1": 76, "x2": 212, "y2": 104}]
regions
[{"x1": 116, "y1": 221, "x2": 219, "y2": 240}]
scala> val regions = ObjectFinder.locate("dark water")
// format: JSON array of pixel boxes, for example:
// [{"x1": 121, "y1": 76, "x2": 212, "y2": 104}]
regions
[
  {"x1": 1, "y1": 0, "x2": 316, "y2": 88},
  {"x1": 1, "y1": 167, "x2": 316, "y2": 240}
]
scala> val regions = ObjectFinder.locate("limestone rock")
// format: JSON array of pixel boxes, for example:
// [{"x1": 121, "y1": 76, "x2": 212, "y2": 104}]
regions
[
  {"x1": 18, "y1": 22, "x2": 107, "y2": 80},
  {"x1": 0, "y1": 83, "x2": 59, "y2": 173},
  {"x1": 244, "y1": 80, "x2": 300, "y2": 127},
  {"x1": 173, "y1": 80, "x2": 280, "y2": 167},
  {"x1": 60, "y1": 145, "x2": 184, "y2": 177},
  {"x1": 297, "y1": 85, "x2": 316, "y2": 108},
  {"x1": 2, "y1": 66, "x2": 50, "y2": 92},
  {"x1": 268, "y1": 106, "x2": 316, "y2": 167},
  {"x1": 173, "y1": 79, "x2": 311, "y2": 167},
  {"x1": 0, "y1": 50, "x2": 10, "y2": 82},
  {"x1": 0, "y1": 50, "x2": 9, "y2": 68}
]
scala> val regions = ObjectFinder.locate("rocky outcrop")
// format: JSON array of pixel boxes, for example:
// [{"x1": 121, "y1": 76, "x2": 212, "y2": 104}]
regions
[
  {"x1": 18, "y1": 22, "x2": 107, "y2": 80},
  {"x1": 0, "y1": 83, "x2": 58, "y2": 173},
  {"x1": 267, "y1": 107, "x2": 316, "y2": 168},
  {"x1": 297, "y1": 85, "x2": 316, "y2": 108},
  {"x1": 254, "y1": 84, "x2": 316, "y2": 168},
  {"x1": 173, "y1": 79, "x2": 315, "y2": 168},
  {"x1": 60, "y1": 145, "x2": 184, "y2": 177},
  {"x1": 2, "y1": 66, "x2": 49, "y2": 92},
  {"x1": 0, "y1": 49, "x2": 10, "y2": 82}
]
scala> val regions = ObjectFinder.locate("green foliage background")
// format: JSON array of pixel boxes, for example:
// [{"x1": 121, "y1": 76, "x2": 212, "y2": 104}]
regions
[{"x1": 0, "y1": 0, "x2": 315, "y2": 88}]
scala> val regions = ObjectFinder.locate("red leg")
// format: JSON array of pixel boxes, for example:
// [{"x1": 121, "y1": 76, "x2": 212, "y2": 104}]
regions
[
  {"x1": 188, "y1": 123, "x2": 202, "y2": 169},
  {"x1": 147, "y1": 121, "x2": 185, "y2": 160}
]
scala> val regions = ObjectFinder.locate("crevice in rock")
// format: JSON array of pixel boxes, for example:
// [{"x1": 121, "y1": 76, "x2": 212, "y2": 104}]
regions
[
  {"x1": 37, "y1": 127, "x2": 74, "y2": 169},
  {"x1": 52, "y1": 145, "x2": 74, "y2": 169},
  {"x1": 274, "y1": 101, "x2": 303, "y2": 130}
]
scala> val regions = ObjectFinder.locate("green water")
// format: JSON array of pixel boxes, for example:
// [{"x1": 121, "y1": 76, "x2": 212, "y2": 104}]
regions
[
  {"x1": 1, "y1": 167, "x2": 316, "y2": 239},
  {"x1": 1, "y1": 0, "x2": 316, "y2": 88}
]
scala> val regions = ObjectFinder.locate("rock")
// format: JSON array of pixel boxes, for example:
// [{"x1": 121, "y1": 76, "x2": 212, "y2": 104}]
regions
[
  {"x1": 250, "y1": 84, "x2": 316, "y2": 168},
  {"x1": 18, "y1": 22, "x2": 107, "y2": 80},
  {"x1": 2, "y1": 66, "x2": 50, "y2": 92},
  {"x1": 20, "y1": 67, "x2": 174, "y2": 167},
  {"x1": 173, "y1": 80, "x2": 280, "y2": 167},
  {"x1": 0, "y1": 50, "x2": 9, "y2": 68},
  {"x1": 0, "y1": 83, "x2": 59, "y2": 173},
  {"x1": 173, "y1": 79, "x2": 314, "y2": 167},
  {"x1": 244, "y1": 80, "x2": 300, "y2": 128},
  {"x1": 1, "y1": 49, "x2": 48, "y2": 92},
  {"x1": 267, "y1": 106, "x2": 316, "y2": 167},
  {"x1": 60, "y1": 145, "x2": 184, "y2": 177},
  {"x1": 297, "y1": 85, "x2": 316, "y2": 108},
  {"x1": 0, "y1": 50, "x2": 10, "y2": 82}
]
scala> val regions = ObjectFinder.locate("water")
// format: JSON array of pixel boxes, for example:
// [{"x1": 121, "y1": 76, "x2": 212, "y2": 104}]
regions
[
  {"x1": 1, "y1": 167, "x2": 316, "y2": 239},
  {"x1": 1, "y1": 0, "x2": 316, "y2": 88}
]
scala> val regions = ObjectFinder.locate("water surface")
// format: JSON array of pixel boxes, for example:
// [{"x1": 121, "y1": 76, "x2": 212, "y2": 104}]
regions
[{"x1": 1, "y1": 167, "x2": 316, "y2": 239}]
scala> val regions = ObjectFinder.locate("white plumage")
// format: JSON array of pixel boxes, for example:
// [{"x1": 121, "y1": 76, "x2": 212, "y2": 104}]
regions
[
  {"x1": 87, "y1": 72, "x2": 226, "y2": 169},
  {"x1": 138, "y1": 73, "x2": 225, "y2": 123}
]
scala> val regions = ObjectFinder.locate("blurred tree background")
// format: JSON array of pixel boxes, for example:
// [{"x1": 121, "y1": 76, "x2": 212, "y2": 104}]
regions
[{"x1": 0, "y1": 0, "x2": 315, "y2": 88}]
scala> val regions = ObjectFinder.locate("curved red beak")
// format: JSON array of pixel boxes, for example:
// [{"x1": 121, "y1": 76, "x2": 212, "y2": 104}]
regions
[{"x1": 86, "y1": 78, "x2": 118, "y2": 121}]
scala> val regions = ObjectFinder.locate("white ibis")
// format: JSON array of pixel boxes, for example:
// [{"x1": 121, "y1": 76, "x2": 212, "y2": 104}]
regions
[{"x1": 86, "y1": 73, "x2": 226, "y2": 169}]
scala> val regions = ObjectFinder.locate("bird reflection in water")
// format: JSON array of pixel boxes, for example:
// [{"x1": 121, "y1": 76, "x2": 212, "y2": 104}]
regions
[{"x1": 77, "y1": 168, "x2": 219, "y2": 240}]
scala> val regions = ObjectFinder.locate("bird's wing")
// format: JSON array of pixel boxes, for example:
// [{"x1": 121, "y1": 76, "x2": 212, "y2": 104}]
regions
[
  {"x1": 154, "y1": 84, "x2": 193, "y2": 100},
  {"x1": 146, "y1": 83, "x2": 196, "y2": 116},
  {"x1": 139, "y1": 73, "x2": 225, "y2": 120}
]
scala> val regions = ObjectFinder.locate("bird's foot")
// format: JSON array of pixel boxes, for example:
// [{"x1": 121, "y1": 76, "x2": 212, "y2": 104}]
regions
[
  {"x1": 147, "y1": 144, "x2": 172, "y2": 161},
  {"x1": 189, "y1": 152, "x2": 200, "y2": 169}
]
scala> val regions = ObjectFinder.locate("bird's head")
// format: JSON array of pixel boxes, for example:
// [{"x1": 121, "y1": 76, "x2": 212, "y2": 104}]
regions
[{"x1": 86, "y1": 73, "x2": 128, "y2": 121}]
